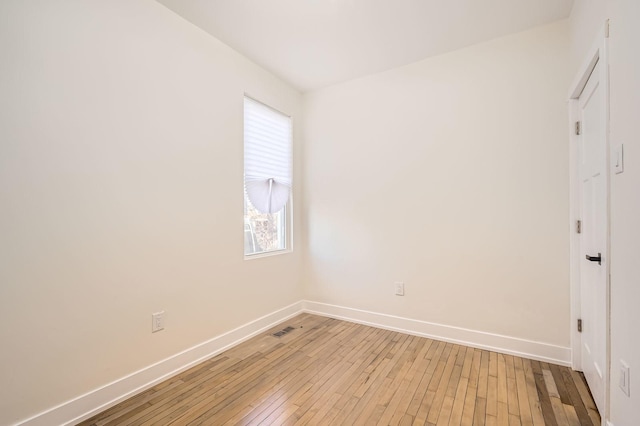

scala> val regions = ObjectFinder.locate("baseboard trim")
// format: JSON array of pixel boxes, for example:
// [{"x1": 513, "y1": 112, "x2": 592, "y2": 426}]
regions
[
  {"x1": 16, "y1": 299, "x2": 572, "y2": 425},
  {"x1": 16, "y1": 301, "x2": 304, "y2": 426},
  {"x1": 302, "y1": 300, "x2": 571, "y2": 366}
]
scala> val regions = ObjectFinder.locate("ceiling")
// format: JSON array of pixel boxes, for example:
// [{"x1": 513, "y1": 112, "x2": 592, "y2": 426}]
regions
[{"x1": 156, "y1": 0, "x2": 574, "y2": 92}]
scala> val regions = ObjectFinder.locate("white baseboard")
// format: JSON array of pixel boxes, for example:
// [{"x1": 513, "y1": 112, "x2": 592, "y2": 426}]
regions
[
  {"x1": 16, "y1": 301, "x2": 304, "y2": 426},
  {"x1": 302, "y1": 300, "x2": 571, "y2": 366},
  {"x1": 16, "y1": 299, "x2": 572, "y2": 425}
]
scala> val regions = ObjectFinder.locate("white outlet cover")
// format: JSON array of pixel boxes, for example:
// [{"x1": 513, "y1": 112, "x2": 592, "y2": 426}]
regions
[
  {"x1": 394, "y1": 282, "x2": 404, "y2": 296},
  {"x1": 152, "y1": 311, "x2": 165, "y2": 333}
]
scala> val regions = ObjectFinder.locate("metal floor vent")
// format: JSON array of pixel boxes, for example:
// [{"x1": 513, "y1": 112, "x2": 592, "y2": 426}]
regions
[{"x1": 272, "y1": 326, "x2": 296, "y2": 338}]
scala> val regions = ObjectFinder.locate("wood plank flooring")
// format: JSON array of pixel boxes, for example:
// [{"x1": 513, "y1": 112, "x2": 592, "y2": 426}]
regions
[{"x1": 79, "y1": 314, "x2": 600, "y2": 425}]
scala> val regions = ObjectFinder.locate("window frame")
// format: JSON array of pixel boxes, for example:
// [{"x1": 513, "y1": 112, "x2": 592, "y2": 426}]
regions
[{"x1": 243, "y1": 95, "x2": 293, "y2": 259}]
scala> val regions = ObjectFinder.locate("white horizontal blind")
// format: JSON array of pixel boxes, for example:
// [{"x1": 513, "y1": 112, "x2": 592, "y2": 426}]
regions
[{"x1": 244, "y1": 97, "x2": 292, "y2": 213}]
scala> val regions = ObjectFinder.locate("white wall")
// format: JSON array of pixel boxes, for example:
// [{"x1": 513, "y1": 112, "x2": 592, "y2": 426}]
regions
[
  {"x1": 303, "y1": 22, "x2": 571, "y2": 348},
  {"x1": 608, "y1": 3, "x2": 640, "y2": 425},
  {"x1": 571, "y1": 0, "x2": 640, "y2": 423},
  {"x1": 569, "y1": 0, "x2": 608, "y2": 68},
  {"x1": 0, "y1": 1, "x2": 302, "y2": 424}
]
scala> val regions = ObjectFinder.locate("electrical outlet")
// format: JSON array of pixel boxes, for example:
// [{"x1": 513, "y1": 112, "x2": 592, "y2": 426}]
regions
[
  {"x1": 394, "y1": 282, "x2": 404, "y2": 296},
  {"x1": 152, "y1": 311, "x2": 165, "y2": 333},
  {"x1": 619, "y1": 360, "x2": 630, "y2": 396}
]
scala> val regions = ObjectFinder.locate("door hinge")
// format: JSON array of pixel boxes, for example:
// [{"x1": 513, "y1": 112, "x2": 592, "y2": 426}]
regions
[
  {"x1": 578, "y1": 319, "x2": 583, "y2": 333},
  {"x1": 576, "y1": 220, "x2": 582, "y2": 234},
  {"x1": 575, "y1": 121, "x2": 582, "y2": 135}
]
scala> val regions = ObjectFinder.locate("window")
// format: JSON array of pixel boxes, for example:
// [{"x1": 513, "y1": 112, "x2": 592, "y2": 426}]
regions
[{"x1": 243, "y1": 96, "x2": 292, "y2": 256}]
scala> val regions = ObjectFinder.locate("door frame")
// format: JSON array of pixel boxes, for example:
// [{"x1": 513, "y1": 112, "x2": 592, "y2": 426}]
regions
[{"x1": 568, "y1": 20, "x2": 611, "y2": 424}]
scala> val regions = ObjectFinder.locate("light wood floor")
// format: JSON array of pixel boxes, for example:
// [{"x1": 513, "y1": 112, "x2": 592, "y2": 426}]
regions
[{"x1": 79, "y1": 314, "x2": 600, "y2": 425}]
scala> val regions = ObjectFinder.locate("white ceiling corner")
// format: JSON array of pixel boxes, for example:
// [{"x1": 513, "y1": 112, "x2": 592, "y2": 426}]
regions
[{"x1": 156, "y1": 0, "x2": 574, "y2": 92}]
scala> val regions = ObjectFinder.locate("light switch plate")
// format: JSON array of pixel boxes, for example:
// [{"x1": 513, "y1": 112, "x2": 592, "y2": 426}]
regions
[
  {"x1": 619, "y1": 360, "x2": 630, "y2": 397},
  {"x1": 614, "y1": 144, "x2": 624, "y2": 174}
]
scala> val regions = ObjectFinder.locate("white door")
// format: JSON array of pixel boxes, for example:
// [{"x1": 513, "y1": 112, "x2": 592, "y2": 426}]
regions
[{"x1": 578, "y1": 59, "x2": 607, "y2": 414}]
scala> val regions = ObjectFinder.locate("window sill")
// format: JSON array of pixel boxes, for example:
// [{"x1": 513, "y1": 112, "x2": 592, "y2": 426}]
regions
[{"x1": 244, "y1": 248, "x2": 292, "y2": 260}]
